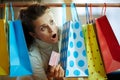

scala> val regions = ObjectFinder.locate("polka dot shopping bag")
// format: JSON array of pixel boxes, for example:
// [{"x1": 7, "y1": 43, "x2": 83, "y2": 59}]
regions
[
  {"x1": 82, "y1": 24, "x2": 107, "y2": 80},
  {"x1": 82, "y1": 4, "x2": 107, "y2": 80},
  {"x1": 60, "y1": 3, "x2": 88, "y2": 77}
]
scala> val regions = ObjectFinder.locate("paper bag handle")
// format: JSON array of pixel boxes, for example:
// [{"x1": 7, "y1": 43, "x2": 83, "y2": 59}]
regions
[
  {"x1": 70, "y1": 3, "x2": 80, "y2": 22},
  {"x1": 4, "y1": 3, "x2": 10, "y2": 24},
  {"x1": 4, "y1": 3, "x2": 9, "y2": 23},
  {"x1": 101, "y1": 3, "x2": 106, "y2": 16},
  {"x1": 10, "y1": 2, "x2": 14, "y2": 21},
  {"x1": 62, "y1": 3, "x2": 66, "y2": 25},
  {"x1": 85, "y1": 3, "x2": 90, "y2": 24}
]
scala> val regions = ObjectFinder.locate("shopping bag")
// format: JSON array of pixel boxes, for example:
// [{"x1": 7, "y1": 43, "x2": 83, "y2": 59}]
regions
[
  {"x1": 82, "y1": 4, "x2": 107, "y2": 80},
  {"x1": 82, "y1": 24, "x2": 107, "y2": 80},
  {"x1": 9, "y1": 3, "x2": 32, "y2": 77},
  {"x1": 0, "y1": 4, "x2": 9, "y2": 75},
  {"x1": 60, "y1": 3, "x2": 88, "y2": 77},
  {"x1": 95, "y1": 15, "x2": 120, "y2": 73}
]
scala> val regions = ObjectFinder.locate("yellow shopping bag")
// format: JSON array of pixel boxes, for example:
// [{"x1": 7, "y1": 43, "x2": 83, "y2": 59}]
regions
[
  {"x1": 0, "y1": 4, "x2": 9, "y2": 75},
  {"x1": 82, "y1": 24, "x2": 107, "y2": 80}
]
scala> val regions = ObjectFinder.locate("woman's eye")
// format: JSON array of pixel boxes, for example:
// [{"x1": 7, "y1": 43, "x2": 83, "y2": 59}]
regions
[
  {"x1": 40, "y1": 26, "x2": 46, "y2": 31},
  {"x1": 50, "y1": 20, "x2": 54, "y2": 25}
]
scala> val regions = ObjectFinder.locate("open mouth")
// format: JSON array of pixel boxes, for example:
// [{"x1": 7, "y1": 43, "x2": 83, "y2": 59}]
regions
[
  {"x1": 51, "y1": 33, "x2": 58, "y2": 42},
  {"x1": 52, "y1": 34, "x2": 56, "y2": 38}
]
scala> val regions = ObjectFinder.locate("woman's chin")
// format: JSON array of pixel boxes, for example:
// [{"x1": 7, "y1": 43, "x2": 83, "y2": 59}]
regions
[
  {"x1": 52, "y1": 39, "x2": 58, "y2": 43},
  {"x1": 51, "y1": 38, "x2": 58, "y2": 43}
]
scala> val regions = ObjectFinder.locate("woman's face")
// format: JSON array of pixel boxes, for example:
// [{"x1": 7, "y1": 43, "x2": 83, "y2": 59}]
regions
[{"x1": 30, "y1": 10, "x2": 59, "y2": 44}]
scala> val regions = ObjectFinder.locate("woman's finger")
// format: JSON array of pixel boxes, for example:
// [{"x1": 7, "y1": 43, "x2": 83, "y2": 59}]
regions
[
  {"x1": 59, "y1": 66, "x2": 64, "y2": 78},
  {"x1": 54, "y1": 64, "x2": 60, "y2": 77}
]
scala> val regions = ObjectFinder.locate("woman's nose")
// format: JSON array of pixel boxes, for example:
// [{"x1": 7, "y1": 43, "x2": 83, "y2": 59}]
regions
[
  {"x1": 48, "y1": 26, "x2": 57, "y2": 39},
  {"x1": 48, "y1": 28, "x2": 52, "y2": 33},
  {"x1": 48, "y1": 26, "x2": 55, "y2": 33}
]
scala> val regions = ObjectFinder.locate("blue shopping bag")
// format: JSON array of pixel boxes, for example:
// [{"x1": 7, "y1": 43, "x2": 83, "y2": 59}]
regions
[
  {"x1": 60, "y1": 3, "x2": 88, "y2": 77},
  {"x1": 9, "y1": 3, "x2": 32, "y2": 77}
]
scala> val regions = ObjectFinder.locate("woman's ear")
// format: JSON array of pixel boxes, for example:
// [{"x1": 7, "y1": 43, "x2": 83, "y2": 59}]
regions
[{"x1": 29, "y1": 32, "x2": 36, "y2": 38}]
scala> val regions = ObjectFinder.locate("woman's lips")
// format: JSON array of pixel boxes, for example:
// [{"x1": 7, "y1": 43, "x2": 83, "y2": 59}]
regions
[
  {"x1": 51, "y1": 33, "x2": 58, "y2": 41},
  {"x1": 52, "y1": 34, "x2": 56, "y2": 38}
]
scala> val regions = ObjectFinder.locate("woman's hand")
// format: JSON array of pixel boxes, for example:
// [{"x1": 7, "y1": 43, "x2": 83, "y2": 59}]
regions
[{"x1": 47, "y1": 64, "x2": 64, "y2": 80}]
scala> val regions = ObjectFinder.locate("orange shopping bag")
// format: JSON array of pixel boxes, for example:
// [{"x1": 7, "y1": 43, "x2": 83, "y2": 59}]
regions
[{"x1": 0, "y1": 4, "x2": 9, "y2": 75}]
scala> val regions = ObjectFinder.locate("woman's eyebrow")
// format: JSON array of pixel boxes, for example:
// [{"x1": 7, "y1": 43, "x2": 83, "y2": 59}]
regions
[{"x1": 39, "y1": 24, "x2": 47, "y2": 27}]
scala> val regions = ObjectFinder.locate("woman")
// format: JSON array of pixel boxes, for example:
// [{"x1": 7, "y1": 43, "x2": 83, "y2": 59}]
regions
[{"x1": 19, "y1": 3, "x2": 64, "y2": 80}]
